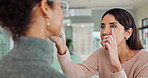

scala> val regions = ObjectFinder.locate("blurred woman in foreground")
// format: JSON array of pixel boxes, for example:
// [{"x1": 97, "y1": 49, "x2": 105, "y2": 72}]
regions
[{"x1": 0, "y1": 0, "x2": 69, "y2": 78}]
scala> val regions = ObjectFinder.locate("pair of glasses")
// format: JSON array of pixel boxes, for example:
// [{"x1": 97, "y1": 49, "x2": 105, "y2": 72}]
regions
[
  {"x1": 33, "y1": 0, "x2": 69, "y2": 16},
  {"x1": 48, "y1": 0, "x2": 69, "y2": 16}
]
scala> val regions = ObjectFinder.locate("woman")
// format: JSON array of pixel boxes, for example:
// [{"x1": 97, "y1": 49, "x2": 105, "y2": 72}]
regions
[
  {"x1": 0, "y1": 0, "x2": 68, "y2": 78},
  {"x1": 50, "y1": 8, "x2": 148, "y2": 78}
]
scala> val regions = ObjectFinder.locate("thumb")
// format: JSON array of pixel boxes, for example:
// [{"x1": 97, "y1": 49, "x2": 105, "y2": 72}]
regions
[{"x1": 60, "y1": 29, "x2": 66, "y2": 40}]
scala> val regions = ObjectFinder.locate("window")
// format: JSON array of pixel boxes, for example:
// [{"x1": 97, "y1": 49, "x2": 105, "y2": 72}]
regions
[{"x1": 140, "y1": 18, "x2": 148, "y2": 50}]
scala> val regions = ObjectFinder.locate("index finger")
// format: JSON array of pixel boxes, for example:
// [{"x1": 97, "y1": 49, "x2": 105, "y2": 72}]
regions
[{"x1": 111, "y1": 28, "x2": 116, "y2": 39}]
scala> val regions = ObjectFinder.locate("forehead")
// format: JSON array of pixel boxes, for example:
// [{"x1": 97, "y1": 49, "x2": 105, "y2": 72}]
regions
[{"x1": 102, "y1": 14, "x2": 119, "y2": 23}]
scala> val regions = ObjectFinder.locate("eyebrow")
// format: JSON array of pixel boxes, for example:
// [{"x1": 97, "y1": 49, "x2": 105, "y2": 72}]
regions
[
  {"x1": 109, "y1": 22, "x2": 118, "y2": 24},
  {"x1": 101, "y1": 22, "x2": 118, "y2": 25}
]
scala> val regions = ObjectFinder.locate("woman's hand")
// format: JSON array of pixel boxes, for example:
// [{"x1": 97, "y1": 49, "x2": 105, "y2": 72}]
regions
[
  {"x1": 101, "y1": 28, "x2": 122, "y2": 72},
  {"x1": 49, "y1": 30, "x2": 67, "y2": 55}
]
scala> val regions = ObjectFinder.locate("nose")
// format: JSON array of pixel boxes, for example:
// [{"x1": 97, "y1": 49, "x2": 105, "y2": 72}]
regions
[{"x1": 101, "y1": 27, "x2": 111, "y2": 36}]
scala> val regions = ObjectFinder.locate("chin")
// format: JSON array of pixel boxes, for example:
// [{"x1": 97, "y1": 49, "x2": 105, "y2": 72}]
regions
[
  {"x1": 54, "y1": 32, "x2": 61, "y2": 36},
  {"x1": 56, "y1": 30, "x2": 61, "y2": 36}
]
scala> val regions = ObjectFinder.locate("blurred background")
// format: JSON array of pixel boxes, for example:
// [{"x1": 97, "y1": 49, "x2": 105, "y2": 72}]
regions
[{"x1": 0, "y1": 0, "x2": 148, "y2": 78}]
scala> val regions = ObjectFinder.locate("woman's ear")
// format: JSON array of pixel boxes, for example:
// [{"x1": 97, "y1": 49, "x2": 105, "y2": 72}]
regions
[
  {"x1": 125, "y1": 28, "x2": 133, "y2": 40},
  {"x1": 40, "y1": 0, "x2": 51, "y2": 19}
]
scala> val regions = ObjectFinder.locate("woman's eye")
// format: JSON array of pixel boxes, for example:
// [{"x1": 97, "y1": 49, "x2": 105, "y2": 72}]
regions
[
  {"x1": 100, "y1": 25, "x2": 105, "y2": 29},
  {"x1": 111, "y1": 25, "x2": 117, "y2": 29},
  {"x1": 61, "y1": 6, "x2": 63, "y2": 9}
]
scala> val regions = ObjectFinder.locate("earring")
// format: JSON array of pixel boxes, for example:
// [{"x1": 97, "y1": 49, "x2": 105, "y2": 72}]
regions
[
  {"x1": 125, "y1": 37, "x2": 128, "y2": 40},
  {"x1": 47, "y1": 22, "x2": 50, "y2": 26},
  {"x1": 45, "y1": 17, "x2": 50, "y2": 26}
]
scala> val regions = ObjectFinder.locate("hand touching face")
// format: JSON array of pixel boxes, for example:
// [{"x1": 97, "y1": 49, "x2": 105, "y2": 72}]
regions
[
  {"x1": 100, "y1": 14, "x2": 124, "y2": 71},
  {"x1": 100, "y1": 14, "x2": 126, "y2": 48}
]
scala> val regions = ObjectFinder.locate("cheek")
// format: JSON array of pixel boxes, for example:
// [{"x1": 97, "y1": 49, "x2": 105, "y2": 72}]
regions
[
  {"x1": 46, "y1": 25, "x2": 61, "y2": 36},
  {"x1": 100, "y1": 32, "x2": 103, "y2": 40},
  {"x1": 115, "y1": 31, "x2": 125, "y2": 45}
]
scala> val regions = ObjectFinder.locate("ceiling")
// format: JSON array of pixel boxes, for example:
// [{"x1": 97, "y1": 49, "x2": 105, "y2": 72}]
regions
[{"x1": 67, "y1": 0, "x2": 148, "y2": 9}]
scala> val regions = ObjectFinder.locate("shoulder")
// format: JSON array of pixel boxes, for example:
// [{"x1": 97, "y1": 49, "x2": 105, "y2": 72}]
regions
[
  {"x1": 138, "y1": 49, "x2": 148, "y2": 61},
  {"x1": 136, "y1": 49, "x2": 148, "y2": 65},
  {"x1": 92, "y1": 48, "x2": 106, "y2": 57},
  {"x1": 41, "y1": 66, "x2": 69, "y2": 78},
  {"x1": 133, "y1": 49, "x2": 148, "y2": 75},
  {"x1": 92, "y1": 48, "x2": 105, "y2": 54},
  {"x1": 88, "y1": 48, "x2": 106, "y2": 60},
  {"x1": 134, "y1": 49, "x2": 148, "y2": 69}
]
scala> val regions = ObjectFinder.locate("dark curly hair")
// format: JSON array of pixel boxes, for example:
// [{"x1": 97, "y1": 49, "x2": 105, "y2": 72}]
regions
[
  {"x1": 0, "y1": 0, "x2": 53, "y2": 40},
  {"x1": 102, "y1": 8, "x2": 144, "y2": 50}
]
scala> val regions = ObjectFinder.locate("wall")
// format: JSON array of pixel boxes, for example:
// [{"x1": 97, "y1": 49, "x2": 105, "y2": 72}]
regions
[
  {"x1": 65, "y1": 9, "x2": 136, "y2": 31},
  {"x1": 136, "y1": 3, "x2": 148, "y2": 50},
  {"x1": 136, "y1": 3, "x2": 148, "y2": 27},
  {"x1": 92, "y1": 9, "x2": 136, "y2": 31}
]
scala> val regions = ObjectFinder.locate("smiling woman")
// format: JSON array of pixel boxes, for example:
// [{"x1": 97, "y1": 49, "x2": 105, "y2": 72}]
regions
[{"x1": 49, "y1": 8, "x2": 148, "y2": 78}]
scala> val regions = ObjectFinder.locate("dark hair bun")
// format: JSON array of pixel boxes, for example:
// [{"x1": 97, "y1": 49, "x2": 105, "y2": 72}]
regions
[{"x1": 0, "y1": 0, "x2": 40, "y2": 40}]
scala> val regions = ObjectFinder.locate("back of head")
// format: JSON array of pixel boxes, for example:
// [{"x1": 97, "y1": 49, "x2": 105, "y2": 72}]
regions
[
  {"x1": 0, "y1": 0, "x2": 53, "y2": 40},
  {"x1": 102, "y1": 8, "x2": 144, "y2": 50}
]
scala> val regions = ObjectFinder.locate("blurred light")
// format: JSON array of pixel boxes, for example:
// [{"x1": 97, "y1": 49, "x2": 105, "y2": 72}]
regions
[
  {"x1": 67, "y1": 23, "x2": 71, "y2": 26},
  {"x1": 81, "y1": 25, "x2": 85, "y2": 28}
]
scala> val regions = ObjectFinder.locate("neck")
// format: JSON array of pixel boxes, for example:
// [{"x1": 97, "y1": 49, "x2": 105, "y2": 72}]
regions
[
  {"x1": 25, "y1": 22, "x2": 47, "y2": 40},
  {"x1": 25, "y1": 13, "x2": 54, "y2": 40},
  {"x1": 25, "y1": 10, "x2": 51, "y2": 40},
  {"x1": 118, "y1": 42, "x2": 134, "y2": 64},
  {"x1": 118, "y1": 44, "x2": 130, "y2": 57}
]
